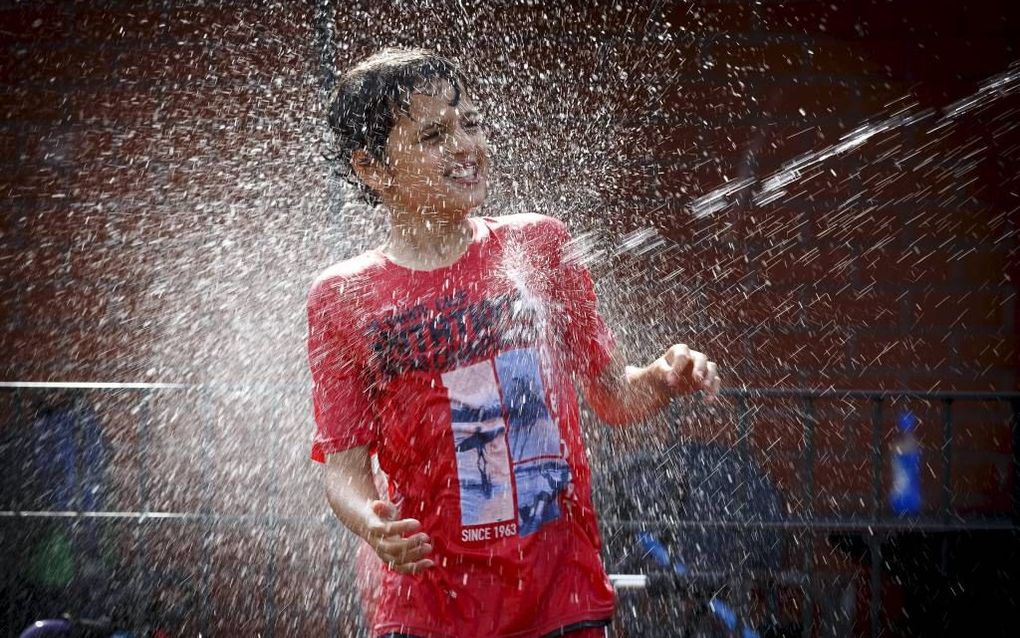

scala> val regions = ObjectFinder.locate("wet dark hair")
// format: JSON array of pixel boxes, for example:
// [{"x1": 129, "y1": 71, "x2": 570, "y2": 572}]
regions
[{"x1": 326, "y1": 47, "x2": 468, "y2": 204}]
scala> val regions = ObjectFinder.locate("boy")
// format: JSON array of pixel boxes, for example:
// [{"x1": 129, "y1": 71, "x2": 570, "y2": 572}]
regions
[{"x1": 308, "y1": 48, "x2": 720, "y2": 637}]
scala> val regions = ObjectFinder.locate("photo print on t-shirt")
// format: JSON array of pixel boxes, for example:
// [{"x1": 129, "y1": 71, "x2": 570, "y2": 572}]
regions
[
  {"x1": 444, "y1": 360, "x2": 516, "y2": 529},
  {"x1": 495, "y1": 348, "x2": 571, "y2": 536},
  {"x1": 443, "y1": 348, "x2": 572, "y2": 541}
]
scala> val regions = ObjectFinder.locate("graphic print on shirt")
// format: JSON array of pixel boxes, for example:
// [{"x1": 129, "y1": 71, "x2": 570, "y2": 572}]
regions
[
  {"x1": 495, "y1": 348, "x2": 572, "y2": 536},
  {"x1": 444, "y1": 361, "x2": 516, "y2": 530},
  {"x1": 369, "y1": 291, "x2": 527, "y2": 380},
  {"x1": 443, "y1": 347, "x2": 571, "y2": 541}
]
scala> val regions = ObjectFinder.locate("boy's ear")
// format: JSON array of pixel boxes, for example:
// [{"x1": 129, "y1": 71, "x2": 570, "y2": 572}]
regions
[{"x1": 351, "y1": 149, "x2": 390, "y2": 193}]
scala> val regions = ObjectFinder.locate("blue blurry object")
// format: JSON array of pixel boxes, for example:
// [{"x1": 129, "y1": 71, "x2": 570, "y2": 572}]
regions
[
  {"x1": 637, "y1": 532, "x2": 669, "y2": 568},
  {"x1": 709, "y1": 599, "x2": 738, "y2": 630},
  {"x1": 636, "y1": 531, "x2": 688, "y2": 575},
  {"x1": 708, "y1": 599, "x2": 762, "y2": 638},
  {"x1": 637, "y1": 532, "x2": 760, "y2": 636},
  {"x1": 26, "y1": 399, "x2": 111, "y2": 611},
  {"x1": 889, "y1": 410, "x2": 922, "y2": 515},
  {"x1": 897, "y1": 410, "x2": 918, "y2": 433}
]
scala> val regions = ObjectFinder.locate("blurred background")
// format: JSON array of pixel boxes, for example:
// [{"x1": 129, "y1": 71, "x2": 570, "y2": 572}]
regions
[{"x1": 1, "y1": 0, "x2": 1018, "y2": 636}]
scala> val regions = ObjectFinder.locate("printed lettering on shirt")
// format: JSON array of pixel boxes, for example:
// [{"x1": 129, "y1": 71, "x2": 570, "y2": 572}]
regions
[{"x1": 367, "y1": 292, "x2": 540, "y2": 380}]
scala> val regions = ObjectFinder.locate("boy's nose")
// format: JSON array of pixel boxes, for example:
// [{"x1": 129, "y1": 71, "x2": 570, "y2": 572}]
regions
[{"x1": 447, "y1": 126, "x2": 478, "y2": 154}]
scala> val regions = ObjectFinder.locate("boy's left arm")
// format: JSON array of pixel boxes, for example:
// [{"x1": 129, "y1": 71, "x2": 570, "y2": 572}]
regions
[{"x1": 581, "y1": 343, "x2": 721, "y2": 426}]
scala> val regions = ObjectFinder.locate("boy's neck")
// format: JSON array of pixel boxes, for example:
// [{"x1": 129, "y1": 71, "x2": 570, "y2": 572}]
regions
[{"x1": 382, "y1": 213, "x2": 475, "y2": 270}]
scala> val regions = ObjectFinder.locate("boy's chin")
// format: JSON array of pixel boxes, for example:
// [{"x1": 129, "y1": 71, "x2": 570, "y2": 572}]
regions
[
  {"x1": 443, "y1": 182, "x2": 487, "y2": 210},
  {"x1": 416, "y1": 202, "x2": 484, "y2": 223},
  {"x1": 441, "y1": 194, "x2": 488, "y2": 217}
]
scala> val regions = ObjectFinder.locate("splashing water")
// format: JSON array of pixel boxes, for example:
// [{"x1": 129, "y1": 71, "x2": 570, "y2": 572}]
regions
[
  {"x1": 4, "y1": 2, "x2": 1018, "y2": 635},
  {"x1": 688, "y1": 61, "x2": 1020, "y2": 218}
]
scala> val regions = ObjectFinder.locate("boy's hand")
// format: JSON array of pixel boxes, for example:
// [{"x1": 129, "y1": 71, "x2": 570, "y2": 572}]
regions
[
  {"x1": 582, "y1": 343, "x2": 722, "y2": 425},
  {"x1": 365, "y1": 500, "x2": 435, "y2": 575},
  {"x1": 648, "y1": 343, "x2": 721, "y2": 402}
]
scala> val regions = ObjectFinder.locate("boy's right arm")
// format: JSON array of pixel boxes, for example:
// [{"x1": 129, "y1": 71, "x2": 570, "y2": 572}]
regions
[{"x1": 324, "y1": 446, "x2": 435, "y2": 574}]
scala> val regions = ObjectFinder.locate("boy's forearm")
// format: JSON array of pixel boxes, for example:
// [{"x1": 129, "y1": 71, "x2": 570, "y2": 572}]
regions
[
  {"x1": 323, "y1": 449, "x2": 382, "y2": 541},
  {"x1": 323, "y1": 447, "x2": 433, "y2": 574},
  {"x1": 585, "y1": 363, "x2": 670, "y2": 426},
  {"x1": 584, "y1": 343, "x2": 720, "y2": 425},
  {"x1": 325, "y1": 483, "x2": 377, "y2": 541}
]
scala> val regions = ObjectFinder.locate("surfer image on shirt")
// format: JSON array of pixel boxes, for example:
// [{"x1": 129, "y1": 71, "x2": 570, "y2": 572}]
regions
[
  {"x1": 447, "y1": 348, "x2": 572, "y2": 535},
  {"x1": 451, "y1": 411, "x2": 504, "y2": 498},
  {"x1": 453, "y1": 369, "x2": 550, "y2": 461},
  {"x1": 446, "y1": 359, "x2": 517, "y2": 528}
]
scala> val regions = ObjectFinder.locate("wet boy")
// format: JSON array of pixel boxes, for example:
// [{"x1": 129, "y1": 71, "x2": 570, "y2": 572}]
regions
[{"x1": 308, "y1": 48, "x2": 720, "y2": 637}]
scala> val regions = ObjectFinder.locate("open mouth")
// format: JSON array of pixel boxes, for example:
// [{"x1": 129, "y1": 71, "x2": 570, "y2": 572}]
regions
[{"x1": 445, "y1": 162, "x2": 481, "y2": 183}]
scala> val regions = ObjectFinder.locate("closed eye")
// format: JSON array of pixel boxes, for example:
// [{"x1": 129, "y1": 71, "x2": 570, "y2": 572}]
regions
[{"x1": 420, "y1": 128, "x2": 442, "y2": 143}]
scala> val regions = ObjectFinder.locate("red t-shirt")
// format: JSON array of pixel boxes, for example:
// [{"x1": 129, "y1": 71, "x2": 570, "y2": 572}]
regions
[{"x1": 307, "y1": 213, "x2": 617, "y2": 637}]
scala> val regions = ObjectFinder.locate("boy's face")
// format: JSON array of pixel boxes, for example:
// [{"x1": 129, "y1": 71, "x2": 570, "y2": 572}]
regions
[{"x1": 379, "y1": 81, "x2": 489, "y2": 219}]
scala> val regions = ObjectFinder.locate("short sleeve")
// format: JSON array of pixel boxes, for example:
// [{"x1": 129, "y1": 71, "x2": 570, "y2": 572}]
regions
[
  {"x1": 307, "y1": 277, "x2": 378, "y2": 463},
  {"x1": 547, "y1": 220, "x2": 617, "y2": 381}
]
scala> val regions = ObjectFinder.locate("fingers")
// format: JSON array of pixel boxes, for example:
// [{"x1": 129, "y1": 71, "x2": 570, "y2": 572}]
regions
[
  {"x1": 367, "y1": 501, "x2": 434, "y2": 574},
  {"x1": 376, "y1": 532, "x2": 435, "y2": 574},
  {"x1": 703, "y1": 360, "x2": 721, "y2": 402},
  {"x1": 390, "y1": 558, "x2": 436, "y2": 575},
  {"x1": 371, "y1": 499, "x2": 398, "y2": 521},
  {"x1": 663, "y1": 344, "x2": 692, "y2": 388},
  {"x1": 379, "y1": 517, "x2": 423, "y2": 537},
  {"x1": 377, "y1": 532, "x2": 433, "y2": 564},
  {"x1": 662, "y1": 344, "x2": 721, "y2": 400},
  {"x1": 690, "y1": 352, "x2": 709, "y2": 384},
  {"x1": 369, "y1": 500, "x2": 422, "y2": 536}
]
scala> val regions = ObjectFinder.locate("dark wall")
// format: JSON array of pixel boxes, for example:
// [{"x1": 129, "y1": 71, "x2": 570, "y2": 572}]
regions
[{"x1": 0, "y1": 1, "x2": 1017, "y2": 635}]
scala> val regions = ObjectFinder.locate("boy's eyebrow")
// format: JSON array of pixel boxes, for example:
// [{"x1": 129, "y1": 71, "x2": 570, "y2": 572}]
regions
[{"x1": 414, "y1": 109, "x2": 481, "y2": 130}]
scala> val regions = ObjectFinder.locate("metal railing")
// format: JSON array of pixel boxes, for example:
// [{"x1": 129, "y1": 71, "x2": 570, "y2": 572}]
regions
[
  {"x1": 1, "y1": 382, "x2": 1017, "y2": 637},
  {"x1": 604, "y1": 388, "x2": 1020, "y2": 637}
]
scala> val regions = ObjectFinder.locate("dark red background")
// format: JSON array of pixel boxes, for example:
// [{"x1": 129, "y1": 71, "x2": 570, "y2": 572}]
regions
[{"x1": 1, "y1": 1, "x2": 1017, "y2": 635}]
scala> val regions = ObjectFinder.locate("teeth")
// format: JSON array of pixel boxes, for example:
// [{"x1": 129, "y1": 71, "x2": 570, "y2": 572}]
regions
[{"x1": 448, "y1": 165, "x2": 476, "y2": 179}]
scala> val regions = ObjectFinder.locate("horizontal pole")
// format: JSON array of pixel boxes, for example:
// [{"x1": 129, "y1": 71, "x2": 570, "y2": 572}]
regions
[
  {"x1": 717, "y1": 388, "x2": 1020, "y2": 402},
  {"x1": 0, "y1": 510, "x2": 323, "y2": 525},
  {"x1": 605, "y1": 517, "x2": 1018, "y2": 533},
  {"x1": 1, "y1": 383, "x2": 1017, "y2": 401},
  {"x1": 610, "y1": 569, "x2": 857, "y2": 592},
  {"x1": 0, "y1": 381, "x2": 189, "y2": 390},
  {"x1": 609, "y1": 574, "x2": 647, "y2": 590},
  {"x1": 1, "y1": 510, "x2": 1015, "y2": 533}
]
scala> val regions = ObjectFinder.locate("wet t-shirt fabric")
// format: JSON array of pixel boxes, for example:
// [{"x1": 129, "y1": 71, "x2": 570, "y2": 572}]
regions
[{"x1": 307, "y1": 213, "x2": 617, "y2": 637}]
